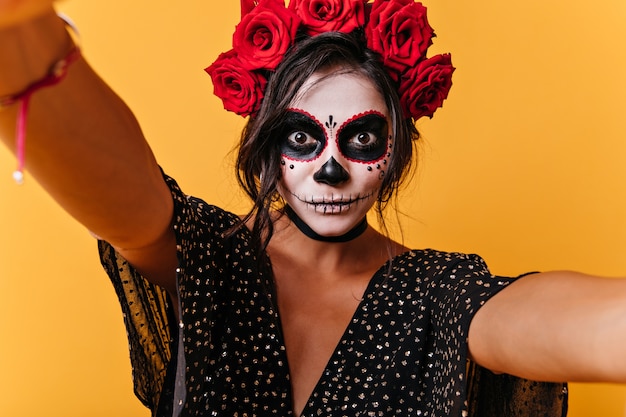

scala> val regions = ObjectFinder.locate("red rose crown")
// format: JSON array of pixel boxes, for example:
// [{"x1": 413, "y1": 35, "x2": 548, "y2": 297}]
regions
[{"x1": 206, "y1": 0, "x2": 454, "y2": 120}]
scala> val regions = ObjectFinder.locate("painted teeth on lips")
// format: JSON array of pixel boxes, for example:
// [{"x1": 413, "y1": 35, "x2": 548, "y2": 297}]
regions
[
  {"x1": 316, "y1": 200, "x2": 353, "y2": 214},
  {"x1": 291, "y1": 192, "x2": 375, "y2": 214}
]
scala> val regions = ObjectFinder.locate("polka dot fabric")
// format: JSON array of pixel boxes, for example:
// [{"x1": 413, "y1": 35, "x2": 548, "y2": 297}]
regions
[{"x1": 99, "y1": 174, "x2": 564, "y2": 417}]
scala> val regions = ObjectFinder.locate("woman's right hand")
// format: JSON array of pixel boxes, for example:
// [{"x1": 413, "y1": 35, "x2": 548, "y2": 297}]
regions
[{"x1": 0, "y1": 0, "x2": 54, "y2": 28}]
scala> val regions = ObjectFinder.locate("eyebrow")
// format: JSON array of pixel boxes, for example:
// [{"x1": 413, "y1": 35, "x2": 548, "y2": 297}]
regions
[
  {"x1": 337, "y1": 111, "x2": 388, "y2": 139},
  {"x1": 282, "y1": 109, "x2": 325, "y2": 136}
]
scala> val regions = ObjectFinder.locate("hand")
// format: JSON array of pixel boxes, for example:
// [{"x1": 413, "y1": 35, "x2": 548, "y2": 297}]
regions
[{"x1": 0, "y1": 0, "x2": 54, "y2": 29}]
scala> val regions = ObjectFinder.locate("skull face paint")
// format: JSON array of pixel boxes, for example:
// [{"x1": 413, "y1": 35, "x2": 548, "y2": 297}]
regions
[{"x1": 277, "y1": 70, "x2": 393, "y2": 237}]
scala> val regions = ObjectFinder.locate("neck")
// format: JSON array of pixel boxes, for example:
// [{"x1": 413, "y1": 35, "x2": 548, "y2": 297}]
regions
[{"x1": 284, "y1": 205, "x2": 368, "y2": 243}]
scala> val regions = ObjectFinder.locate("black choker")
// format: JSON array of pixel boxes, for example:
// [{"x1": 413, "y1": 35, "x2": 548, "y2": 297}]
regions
[{"x1": 284, "y1": 205, "x2": 368, "y2": 243}]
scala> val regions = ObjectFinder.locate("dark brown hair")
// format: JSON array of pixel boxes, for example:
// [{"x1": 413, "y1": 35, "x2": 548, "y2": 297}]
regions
[{"x1": 235, "y1": 30, "x2": 419, "y2": 253}]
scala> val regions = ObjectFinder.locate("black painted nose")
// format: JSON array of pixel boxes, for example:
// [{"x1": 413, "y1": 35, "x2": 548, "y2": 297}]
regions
[{"x1": 313, "y1": 157, "x2": 350, "y2": 185}]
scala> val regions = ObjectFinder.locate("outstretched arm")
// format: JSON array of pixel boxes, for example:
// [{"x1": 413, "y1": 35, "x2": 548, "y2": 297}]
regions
[
  {"x1": 0, "y1": 4, "x2": 177, "y2": 293},
  {"x1": 469, "y1": 270, "x2": 626, "y2": 383}
]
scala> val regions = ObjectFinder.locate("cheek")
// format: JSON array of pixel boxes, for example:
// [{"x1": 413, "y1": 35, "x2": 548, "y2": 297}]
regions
[
  {"x1": 360, "y1": 135, "x2": 393, "y2": 182},
  {"x1": 279, "y1": 158, "x2": 310, "y2": 188}
]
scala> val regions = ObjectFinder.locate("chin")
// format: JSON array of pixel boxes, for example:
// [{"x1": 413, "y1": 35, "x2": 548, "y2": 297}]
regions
[{"x1": 292, "y1": 204, "x2": 369, "y2": 236}]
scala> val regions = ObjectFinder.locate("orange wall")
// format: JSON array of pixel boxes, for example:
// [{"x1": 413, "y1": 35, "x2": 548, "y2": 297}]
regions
[{"x1": 1, "y1": 1, "x2": 626, "y2": 415}]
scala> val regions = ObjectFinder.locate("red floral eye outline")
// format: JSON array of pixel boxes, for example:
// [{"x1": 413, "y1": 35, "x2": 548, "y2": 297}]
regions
[
  {"x1": 335, "y1": 110, "x2": 389, "y2": 164},
  {"x1": 279, "y1": 108, "x2": 328, "y2": 162}
]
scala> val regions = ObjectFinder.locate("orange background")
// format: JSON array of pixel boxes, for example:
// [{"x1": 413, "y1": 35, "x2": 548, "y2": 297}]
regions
[{"x1": 1, "y1": 0, "x2": 626, "y2": 415}]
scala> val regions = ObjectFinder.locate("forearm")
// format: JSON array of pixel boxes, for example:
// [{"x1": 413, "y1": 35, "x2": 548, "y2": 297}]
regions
[
  {"x1": 0, "y1": 10, "x2": 173, "y2": 249},
  {"x1": 469, "y1": 271, "x2": 626, "y2": 383}
]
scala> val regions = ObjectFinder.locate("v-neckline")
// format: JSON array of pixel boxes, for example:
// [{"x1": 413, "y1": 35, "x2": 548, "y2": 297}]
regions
[{"x1": 271, "y1": 249, "x2": 414, "y2": 416}]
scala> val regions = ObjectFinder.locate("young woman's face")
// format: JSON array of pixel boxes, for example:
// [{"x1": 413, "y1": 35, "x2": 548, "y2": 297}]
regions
[{"x1": 277, "y1": 70, "x2": 393, "y2": 237}]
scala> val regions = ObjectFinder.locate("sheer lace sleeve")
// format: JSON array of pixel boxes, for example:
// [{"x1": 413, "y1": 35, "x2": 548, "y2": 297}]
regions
[
  {"x1": 98, "y1": 240, "x2": 176, "y2": 413},
  {"x1": 467, "y1": 360, "x2": 568, "y2": 417}
]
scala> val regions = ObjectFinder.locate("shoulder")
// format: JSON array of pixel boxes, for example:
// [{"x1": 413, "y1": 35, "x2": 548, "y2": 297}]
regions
[
  {"x1": 395, "y1": 249, "x2": 489, "y2": 276},
  {"x1": 389, "y1": 249, "x2": 513, "y2": 300},
  {"x1": 163, "y1": 174, "x2": 242, "y2": 233}
]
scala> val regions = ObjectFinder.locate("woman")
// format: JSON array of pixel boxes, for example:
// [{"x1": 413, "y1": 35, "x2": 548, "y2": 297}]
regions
[{"x1": 1, "y1": 1, "x2": 625, "y2": 416}]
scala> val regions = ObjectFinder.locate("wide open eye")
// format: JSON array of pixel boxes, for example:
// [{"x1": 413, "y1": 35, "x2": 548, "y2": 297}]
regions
[
  {"x1": 337, "y1": 112, "x2": 389, "y2": 162},
  {"x1": 279, "y1": 110, "x2": 326, "y2": 161},
  {"x1": 350, "y1": 132, "x2": 377, "y2": 147},
  {"x1": 287, "y1": 131, "x2": 317, "y2": 151}
]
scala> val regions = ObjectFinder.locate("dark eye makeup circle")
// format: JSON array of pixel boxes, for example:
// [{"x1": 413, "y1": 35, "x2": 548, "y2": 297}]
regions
[
  {"x1": 337, "y1": 112, "x2": 389, "y2": 162},
  {"x1": 279, "y1": 110, "x2": 327, "y2": 161}
]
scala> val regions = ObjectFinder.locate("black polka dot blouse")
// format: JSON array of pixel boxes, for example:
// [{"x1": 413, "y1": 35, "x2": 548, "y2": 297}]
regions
[{"x1": 99, "y1": 174, "x2": 521, "y2": 417}]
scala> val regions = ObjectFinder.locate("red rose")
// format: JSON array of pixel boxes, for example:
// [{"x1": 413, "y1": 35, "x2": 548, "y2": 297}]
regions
[
  {"x1": 289, "y1": 0, "x2": 367, "y2": 36},
  {"x1": 205, "y1": 50, "x2": 268, "y2": 117},
  {"x1": 398, "y1": 53, "x2": 455, "y2": 120},
  {"x1": 233, "y1": 0, "x2": 301, "y2": 71},
  {"x1": 365, "y1": 0, "x2": 434, "y2": 77}
]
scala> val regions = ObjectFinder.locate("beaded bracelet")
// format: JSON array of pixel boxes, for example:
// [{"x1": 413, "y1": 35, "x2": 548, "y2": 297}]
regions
[{"x1": 0, "y1": 14, "x2": 81, "y2": 184}]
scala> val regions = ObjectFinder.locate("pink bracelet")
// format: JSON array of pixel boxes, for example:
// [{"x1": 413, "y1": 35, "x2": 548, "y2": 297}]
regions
[{"x1": 0, "y1": 42, "x2": 81, "y2": 184}]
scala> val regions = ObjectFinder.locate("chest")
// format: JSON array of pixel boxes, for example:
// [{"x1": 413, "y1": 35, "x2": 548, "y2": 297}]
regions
[
  {"x1": 272, "y1": 267, "x2": 373, "y2": 415},
  {"x1": 177, "y1": 249, "x2": 469, "y2": 416}
]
